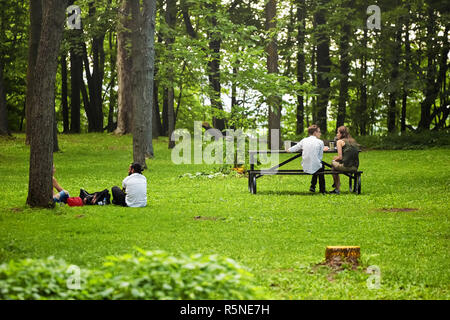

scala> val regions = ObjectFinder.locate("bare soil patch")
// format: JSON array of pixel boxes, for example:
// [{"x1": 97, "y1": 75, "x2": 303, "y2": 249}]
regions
[
  {"x1": 376, "y1": 208, "x2": 418, "y2": 212},
  {"x1": 312, "y1": 256, "x2": 360, "y2": 282},
  {"x1": 194, "y1": 216, "x2": 225, "y2": 221}
]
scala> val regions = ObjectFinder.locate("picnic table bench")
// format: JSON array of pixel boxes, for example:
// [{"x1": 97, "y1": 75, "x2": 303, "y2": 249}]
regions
[{"x1": 248, "y1": 150, "x2": 363, "y2": 195}]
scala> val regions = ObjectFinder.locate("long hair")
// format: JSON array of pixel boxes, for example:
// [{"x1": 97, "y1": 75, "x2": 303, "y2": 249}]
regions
[{"x1": 337, "y1": 126, "x2": 357, "y2": 145}]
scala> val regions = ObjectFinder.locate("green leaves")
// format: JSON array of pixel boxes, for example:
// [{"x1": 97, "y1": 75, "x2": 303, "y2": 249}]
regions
[{"x1": 0, "y1": 248, "x2": 263, "y2": 300}]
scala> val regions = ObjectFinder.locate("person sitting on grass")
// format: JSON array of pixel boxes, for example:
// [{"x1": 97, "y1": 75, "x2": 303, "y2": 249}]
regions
[
  {"x1": 111, "y1": 163, "x2": 147, "y2": 207},
  {"x1": 52, "y1": 164, "x2": 69, "y2": 203},
  {"x1": 330, "y1": 126, "x2": 360, "y2": 195},
  {"x1": 287, "y1": 125, "x2": 330, "y2": 194}
]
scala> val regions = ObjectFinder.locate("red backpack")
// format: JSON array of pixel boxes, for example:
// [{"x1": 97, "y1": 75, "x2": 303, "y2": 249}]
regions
[{"x1": 67, "y1": 197, "x2": 84, "y2": 207}]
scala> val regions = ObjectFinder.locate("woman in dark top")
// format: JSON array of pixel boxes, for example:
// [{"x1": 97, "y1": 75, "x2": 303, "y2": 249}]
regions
[{"x1": 330, "y1": 126, "x2": 359, "y2": 194}]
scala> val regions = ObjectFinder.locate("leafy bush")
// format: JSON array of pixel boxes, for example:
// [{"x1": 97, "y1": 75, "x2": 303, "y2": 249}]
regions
[
  {"x1": 0, "y1": 257, "x2": 87, "y2": 300},
  {"x1": 0, "y1": 249, "x2": 263, "y2": 300},
  {"x1": 355, "y1": 130, "x2": 450, "y2": 150}
]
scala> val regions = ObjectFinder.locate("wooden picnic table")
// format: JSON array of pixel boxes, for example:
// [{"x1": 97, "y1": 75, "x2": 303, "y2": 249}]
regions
[{"x1": 248, "y1": 149, "x2": 362, "y2": 194}]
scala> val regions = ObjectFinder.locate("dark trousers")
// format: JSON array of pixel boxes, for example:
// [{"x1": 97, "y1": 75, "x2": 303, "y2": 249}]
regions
[
  {"x1": 111, "y1": 186, "x2": 127, "y2": 206},
  {"x1": 310, "y1": 165, "x2": 326, "y2": 193},
  {"x1": 79, "y1": 188, "x2": 110, "y2": 205}
]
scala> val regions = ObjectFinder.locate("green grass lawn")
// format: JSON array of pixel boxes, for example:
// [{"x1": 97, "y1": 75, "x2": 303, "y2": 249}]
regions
[{"x1": 0, "y1": 133, "x2": 449, "y2": 299}]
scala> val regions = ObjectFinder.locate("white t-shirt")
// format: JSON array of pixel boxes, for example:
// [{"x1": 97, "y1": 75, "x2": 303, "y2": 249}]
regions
[
  {"x1": 288, "y1": 135, "x2": 324, "y2": 174},
  {"x1": 122, "y1": 173, "x2": 147, "y2": 207}
]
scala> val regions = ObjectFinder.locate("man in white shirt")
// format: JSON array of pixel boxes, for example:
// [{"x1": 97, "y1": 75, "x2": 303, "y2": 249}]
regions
[
  {"x1": 287, "y1": 125, "x2": 329, "y2": 193},
  {"x1": 111, "y1": 163, "x2": 147, "y2": 207}
]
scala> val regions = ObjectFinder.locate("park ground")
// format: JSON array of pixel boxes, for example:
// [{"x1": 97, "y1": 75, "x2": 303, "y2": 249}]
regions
[{"x1": 0, "y1": 134, "x2": 449, "y2": 299}]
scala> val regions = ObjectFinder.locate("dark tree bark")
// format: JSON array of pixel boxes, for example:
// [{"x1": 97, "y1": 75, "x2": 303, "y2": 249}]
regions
[
  {"x1": 311, "y1": 34, "x2": 316, "y2": 124},
  {"x1": 61, "y1": 54, "x2": 69, "y2": 133},
  {"x1": 165, "y1": 0, "x2": 176, "y2": 149},
  {"x1": 115, "y1": 0, "x2": 134, "y2": 135},
  {"x1": 231, "y1": 63, "x2": 238, "y2": 129},
  {"x1": 314, "y1": 0, "x2": 330, "y2": 133},
  {"x1": 336, "y1": 0, "x2": 352, "y2": 131},
  {"x1": 418, "y1": 10, "x2": 449, "y2": 131},
  {"x1": 0, "y1": 9, "x2": 8, "y2": 135},
  {"x1": 27, "y1": 0, "x2": 68, "y2": 207},
  {"x1": 358, "y1": 28, "x2": 368, "y2": 135},
  {"x1": 25, "y1": 0, "x2": 42, "y2": 144},
  {"x1": 53, "y1": 103, "x2": 59, "y2": 152},
  {"x1": 81, "y1": 3, "x2": 105, "y2": 133},
  {"x1": 174, "y1": 62, "x2": 186, "y2": 126},
  {"x1": 69, "y1": 23, "x2": 83, "y2": 134},
  {"x1": 295, "y1": 0, "x2": 306, "y2": 135},
  {"x1": 0, "y1": 61, "x2": 9, "y2": 135},
  {"x1": 69, "y1": 49, "x2": 82, "y2": 133},
  {"x1": 401, "y1": 5, "x2": 411, "y2": 133},
  {"x1": 388, "y1": 27, "x2": 402, "y2": 133},
  {"x1": 131, "y1": 0, "x2": 156, "y2": 166},
  {"x1": 152, "y1": 76, "x2": 161, "y2": 138},
  {"x1": 162, "y1": 87, "x2": 169, "y2": 135},
  {"x1": 207, "y1": 2, "x2": 225, "y2": 133},
  {"x1": 266, "y1": 0, "x2": 282, "y2": 147},
  {"x1": 107, "y1": 31, "x2": 117, "y2": 132},
  {"x1": 152, "y1": 34, "x2": 162, "y2": 138}
]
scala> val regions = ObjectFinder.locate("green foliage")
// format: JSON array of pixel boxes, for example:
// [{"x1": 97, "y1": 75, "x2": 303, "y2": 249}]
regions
[
  {"x1": 98, "y1": 249, "x2": 261, "y2": 300},
  {"x1": 0, "y1": 248, "x2": 262, "y2": 300},
  {"x1": 356, "y1": 130, "x2": 450, "y2": 150},
  {"x1": 0, "y1": 257, "x2": 82, "y2": 300}
]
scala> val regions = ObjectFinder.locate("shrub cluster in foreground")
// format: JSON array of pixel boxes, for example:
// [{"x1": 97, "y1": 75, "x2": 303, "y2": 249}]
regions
[{"x1": 0, "y1": 249, "x2": 263, "y2": 300}]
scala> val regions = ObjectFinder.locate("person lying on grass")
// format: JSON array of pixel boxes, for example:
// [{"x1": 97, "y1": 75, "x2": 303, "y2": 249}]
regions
[
  {"x1": 52, "y1": 164, "x2": 69, "y2": 203},
  {"x1": 111, "y1": 163, "x2": 147, "y2": 207},
  {"x1": 329, "y1": 126, "x2": 360, "y2": 195},
  {"x1": 287, "y1": 125, "x2": 330, "y2": 194}
]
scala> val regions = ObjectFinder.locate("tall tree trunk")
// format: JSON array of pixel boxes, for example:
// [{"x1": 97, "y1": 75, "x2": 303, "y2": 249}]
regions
[
  {"x1": 53, "y1": 103, "x2": 59, "y2": 152},
  {"x1": 152, "y1": 76, "x2": 161, "y2": 138},
  {"x1": 311, "y1": 37, "x2": 316, "y2": 124},
  {"x1": 428, "y1": 25, "x2": 449, "y2": 130},
  {"x1": 152, "y1": 38, "x2": 162, "y2": 138},
  {"x1": 314, "y1": 0, "x2": 330, "y2": 133},
  {"x1": 388, "y1": 27, "x2": 402, "y2": 133},
  {"x1": 69, "y1": 24, "x2": 83, "y2": 133},
  {"x1": 162, "y1": 88, "x2": 168, "y2": 135},
  {"x1": 61, "y1": 54, "x2": 69, "y2": 133},
  {"x1": 0, "y1": 61, "x2": 9, "y2": 135},
  {"x1": 401, "y1": 5, "x2": 410, "y2": 133},
  {"x1": 231, "y1": 63, "x2": 238, "y2": 129},
  {"x1": 207, "y1": 2, "x2": 225, "y2": 132},
  {"x1": 296, "y1": 0, "x2": 306, "y2": 135},
  {"x1": 336, "y1": 1, "x2": 352, "y2": 131},
  {"x1": 418, "y1": 10, "x2": 448, "y2": 130},
  {"x1": 27, "y1": 0, "x2": 68, "y2": 207},
  {"x1": 25, "y1": 0, "x2": 42, "y2": 144},
  {"x1": 115, "y1": 0, "x2": 134, "y2": 135},
  {"x1": 69, "y1": 49, "x2": 82, "y2": 133},
  {"x1": 107, "y1": 31, "x2": 117, "y2": 132},
  {"x1": 165, "y1": 0, "x2": 176, "y2": 149},
  {"x1": 81, "y1": 3, "x2": 105, "y2": 133},
  {"x1": 358, "y1": 28, "x2": 368, "y2": 135},
  {"x1": 131, "y1": 0, "x2": 156, "y2": 166},
  {"x1": 266, "y1": 0, "x2": 282, "y2": 147}
]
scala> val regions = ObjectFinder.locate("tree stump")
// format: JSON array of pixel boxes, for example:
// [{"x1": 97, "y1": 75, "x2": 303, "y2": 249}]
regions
[{"x1": 325, "y1": 246, "x2": 360, "y2": 262}]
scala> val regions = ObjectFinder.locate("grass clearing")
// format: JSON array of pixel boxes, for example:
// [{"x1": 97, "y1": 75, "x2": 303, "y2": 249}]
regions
[{"x1": 0, "y1": 133, "x2": 449, "y2": 299}]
